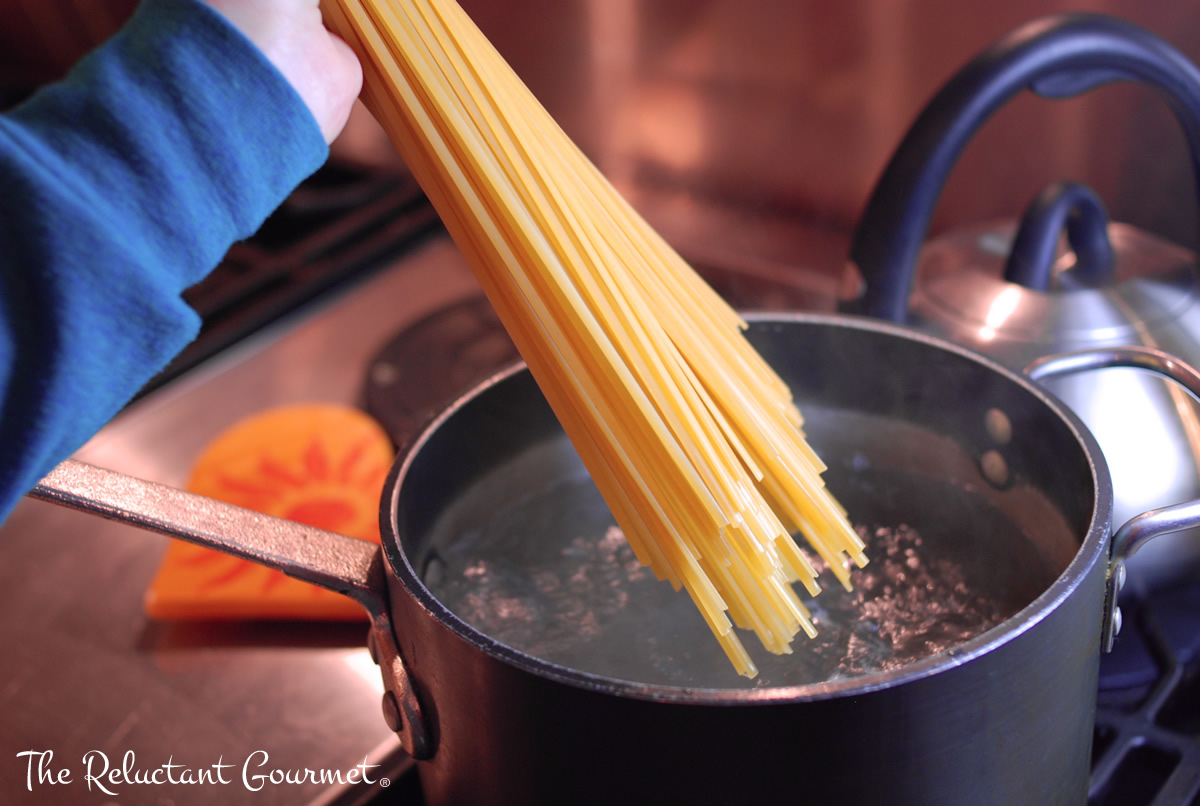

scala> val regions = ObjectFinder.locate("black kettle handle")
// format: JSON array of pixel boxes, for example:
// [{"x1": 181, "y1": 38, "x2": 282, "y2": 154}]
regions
[
  {"x1": 1003, "y1": 181, "x2": 1115, "y2": 289},
  {"x1": 847, "y1": 12, "x2": 1200, "y2": 322}
]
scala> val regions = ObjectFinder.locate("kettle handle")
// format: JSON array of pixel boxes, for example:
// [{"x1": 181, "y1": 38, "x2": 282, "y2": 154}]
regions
[
  {"x1": 847, "y1": 12, "x2": 1200, "y2": 322},
  {"x1": 1003, "y1": 181, "x2": 1115, "y2": 290}
]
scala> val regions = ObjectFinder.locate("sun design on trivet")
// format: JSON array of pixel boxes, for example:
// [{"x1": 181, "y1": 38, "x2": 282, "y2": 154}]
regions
[{"x1": 144, "y1": 404, "x2": 394, "y2": 621}]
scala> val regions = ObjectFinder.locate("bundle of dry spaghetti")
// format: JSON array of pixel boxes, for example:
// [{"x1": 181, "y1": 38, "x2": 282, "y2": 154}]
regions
[{"x1": 321, "y1": 0, "x2": 867, "y2": 677}]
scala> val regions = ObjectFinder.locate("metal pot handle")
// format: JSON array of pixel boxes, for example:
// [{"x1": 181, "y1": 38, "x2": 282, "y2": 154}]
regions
[
  {"x1": 30, "y1": 459, "x2": 433, "y2": 759},
  {"x1": 1026, "y1": 346, "x2": 1200, "y2": 652},
  {"x1": 846, "y1": 12, "x2": 1200, "y2": 323}
]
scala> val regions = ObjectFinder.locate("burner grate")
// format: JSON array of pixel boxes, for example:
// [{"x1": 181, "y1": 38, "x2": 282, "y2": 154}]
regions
[
  {"x1": 1091, "y1": 583, "x2": 1200, "y2": 805},
  {"x1": 142, "y1": 161, "x2": 441, "y2": 396}
]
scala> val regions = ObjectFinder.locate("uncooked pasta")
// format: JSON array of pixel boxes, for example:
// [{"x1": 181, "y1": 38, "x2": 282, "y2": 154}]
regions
[{"x1": 321, "y1": 0, "x2": 867, "y2": 677}]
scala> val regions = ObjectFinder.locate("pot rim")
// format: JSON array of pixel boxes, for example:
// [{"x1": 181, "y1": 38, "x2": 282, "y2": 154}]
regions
[{"x1": 381, "y1": 312, "x2": 1113, "y2": 705}]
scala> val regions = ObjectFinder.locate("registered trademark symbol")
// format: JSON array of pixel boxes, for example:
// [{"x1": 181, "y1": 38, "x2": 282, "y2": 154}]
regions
[{"x1": 380, "y1": 778, "x2": 391, "y2": 788}]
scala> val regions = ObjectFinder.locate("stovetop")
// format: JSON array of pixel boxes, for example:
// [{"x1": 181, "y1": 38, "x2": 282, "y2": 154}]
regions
[{"x1": 2, "y1": 147, "x2": 1198, "y2": 803}]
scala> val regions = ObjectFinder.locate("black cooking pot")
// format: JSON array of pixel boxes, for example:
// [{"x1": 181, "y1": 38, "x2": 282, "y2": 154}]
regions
[{"x1": 33, "y1": 315, "x2": 1200, "y2": 805}]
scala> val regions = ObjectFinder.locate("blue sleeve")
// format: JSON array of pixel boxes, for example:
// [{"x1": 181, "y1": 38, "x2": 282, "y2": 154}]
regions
[{"x1": 0, "y1": 0, "x2": 329, "y2": 521}]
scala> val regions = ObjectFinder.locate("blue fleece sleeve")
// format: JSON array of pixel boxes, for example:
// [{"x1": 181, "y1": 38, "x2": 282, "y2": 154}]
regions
[{"x1": 0, "y1": 0, "x2": 329, "y2": 521}]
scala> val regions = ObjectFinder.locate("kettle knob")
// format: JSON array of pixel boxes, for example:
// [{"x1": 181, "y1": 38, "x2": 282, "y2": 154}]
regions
[
  {"x1": 846, "y1": 12, "x2": 1200, "y2": 322},
  {"x1": 1004, "y1": 181, "x2": 1115, "y2": 290}
]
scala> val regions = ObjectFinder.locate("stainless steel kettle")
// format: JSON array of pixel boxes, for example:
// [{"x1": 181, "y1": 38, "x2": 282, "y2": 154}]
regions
[{"x1": 845, "y1": 12, "x2": 1200, "y2": 592}]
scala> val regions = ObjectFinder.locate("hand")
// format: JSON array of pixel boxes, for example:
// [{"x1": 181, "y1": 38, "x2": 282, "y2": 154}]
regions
[{"x1": 203, "y1": 0, "x2": 362, "y2": 143}]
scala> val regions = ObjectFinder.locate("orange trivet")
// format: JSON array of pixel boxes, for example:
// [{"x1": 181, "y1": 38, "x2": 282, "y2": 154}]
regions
[{"x1": 144, "y1": 403, "x2": 394, "y2": 620}]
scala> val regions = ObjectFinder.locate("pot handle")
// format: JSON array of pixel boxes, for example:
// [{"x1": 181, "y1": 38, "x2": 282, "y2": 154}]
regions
[
  {"x1": 30, "y1": 458, "x2": 434, "y2": 759},
  {"x1": 847, "y1": 12, "x2": 1200, "y2": 322},
  {"x1": 1026, "y1": 346, "x2": 1200, "y2": 652}
]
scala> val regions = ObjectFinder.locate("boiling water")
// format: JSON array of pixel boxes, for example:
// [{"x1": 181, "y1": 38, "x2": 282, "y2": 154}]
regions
[{"x1": 418, "y1": 428, "x2": 1070, "y2": 689}]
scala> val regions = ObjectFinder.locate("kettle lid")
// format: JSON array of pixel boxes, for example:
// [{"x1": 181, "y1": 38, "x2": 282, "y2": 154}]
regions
[{"x1": 911, "y1": 182, "x2": 1199, "y2": 346}]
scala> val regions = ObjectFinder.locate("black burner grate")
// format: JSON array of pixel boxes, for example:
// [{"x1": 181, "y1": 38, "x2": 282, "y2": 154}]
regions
[
  {"x1": 1091, "y1": 583, "x2": 1200, "y2": 805},
  {"x1": 141, "y1": 160, "x2": 441, "y2": 396}
]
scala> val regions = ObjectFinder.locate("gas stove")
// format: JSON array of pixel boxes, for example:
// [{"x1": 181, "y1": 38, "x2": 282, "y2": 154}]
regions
[
  {"x1": 2, "y1": 147, "x2": 1199, "y2": 802},
  {"x1": 5, "y1": 0, "x2": 1200, "y2": 792}
]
